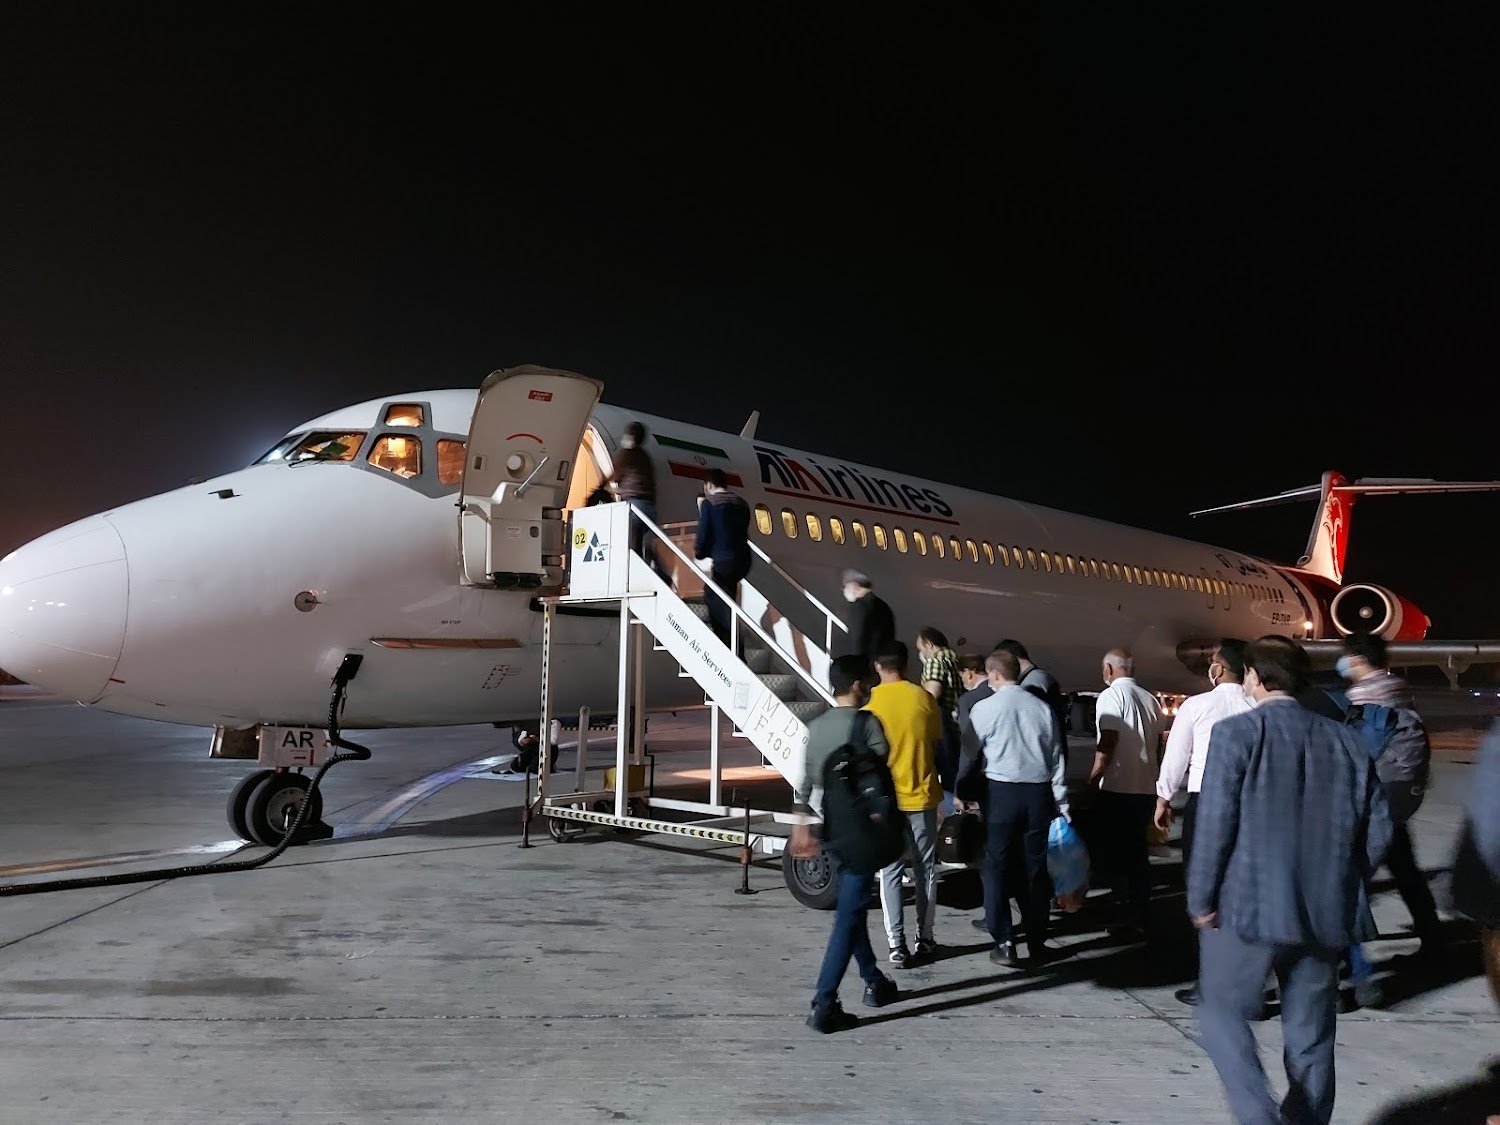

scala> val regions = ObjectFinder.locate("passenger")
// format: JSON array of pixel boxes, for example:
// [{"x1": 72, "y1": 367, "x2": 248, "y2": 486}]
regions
[
  {"x1": 1338, "y1": 631, "x2": 1445, "y2": 971},
  {"x1": 953, "y1": 653, "x2": 991, "y2": 807},
  {"x1": 789, "y1": 654, "x2": 900, "y2": 1033},
  {"x1": 1451, "y1": 717, "x2": 1500, "y2": 1009},
  {"x1": 693, "y1": 469, "x2": 751, "y2": 652},
  {"x1": 961, "y1": 648, "x2": 1069, "y2": 969},
  {"x1": 840, "y1": 570, "x2": 896, "y2": 667},
  {"x1": 604, "y1": 420, "x2": 663, "y2": 576},
  {"x1": 915, "y1": 626, "x2": 963, "y2": 815},
  {"x1": 1089, "y1": 646, "x2": 1166, "y2": 941},
  {"x1": 1153, "y1": 638, "x2": 1253, "y2": 1007},
  {"x1": 863, "y1": 642, "x2": 943, "y2": 968},
  {"x1": 1189, "y1": 637, "x2": 1391, "y2": 1125},
  {"x1": 993, "y1": 638, "x2": 1070, "y2": 746}
]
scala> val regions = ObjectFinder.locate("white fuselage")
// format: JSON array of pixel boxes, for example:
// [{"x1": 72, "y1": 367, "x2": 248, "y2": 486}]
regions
[{"x1": 0, "y1": 387, "x2": 1320, "y2": 730}]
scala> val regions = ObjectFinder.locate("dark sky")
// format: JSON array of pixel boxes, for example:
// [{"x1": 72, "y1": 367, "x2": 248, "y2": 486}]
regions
[{"x1": 3, "y1": 9, "x2": 1499, "y2": 636}]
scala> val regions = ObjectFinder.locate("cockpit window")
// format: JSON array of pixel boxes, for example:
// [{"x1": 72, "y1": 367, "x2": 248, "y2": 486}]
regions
[
  {"x1": 383, "y1": 404, "x2": 424, "y2": 427},
  {"x1": 368, "y1": 434, "x2": 422, "y2": 478},
  {"x1": 255, "y1": 433, "x2": 307, "y2": 463},
  {"x1": 283, "y1": 430, "x2": 367, "y2": 463},
  {"x1": 437, "y1": 439, "x2": 466, "y2": 485}
]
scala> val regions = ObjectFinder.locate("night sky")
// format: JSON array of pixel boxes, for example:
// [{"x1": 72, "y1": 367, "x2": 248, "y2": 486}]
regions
[{"x1": 3, "y1": 11, "x2": 1499, "y2": 636}]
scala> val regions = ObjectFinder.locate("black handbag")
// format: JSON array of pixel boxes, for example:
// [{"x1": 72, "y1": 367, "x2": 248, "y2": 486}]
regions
[{"x1": 936, "y1": 810, "x2": 984, "y2": 865}]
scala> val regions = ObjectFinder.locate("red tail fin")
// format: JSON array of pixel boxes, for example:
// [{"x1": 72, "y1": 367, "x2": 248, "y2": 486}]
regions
[{"x1": 1297, "y1": 471, "x2": 1354, "y2": 583}]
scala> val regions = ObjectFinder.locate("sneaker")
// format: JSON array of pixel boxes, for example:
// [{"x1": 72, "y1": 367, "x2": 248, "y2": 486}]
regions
[
  {"x1": 914, "y1": 938, "x2": 939, "y2": 960},
  {"x1": 806, "y1": 1001, "x2": 860, "y2": 1033},
  {"x1": 1354, "y1": 978, "x2": 1386, "y2": 1010},
  {"x1": 1174, "y1": 984, "x2": 1200, "y2": 1006},
  {"x1": 863, "y1": 974, "x2": 898, "y2": 1008},
  {"x1": 990, "y1": 941, "x2": 1021, "y2": 969},
  {"x1": 888, "y1": 944, "x2": 912, "y2": 969}
]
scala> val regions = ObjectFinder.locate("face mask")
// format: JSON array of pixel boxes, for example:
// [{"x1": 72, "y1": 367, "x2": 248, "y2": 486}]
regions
[
  {"x1": 843, "y1": 587, "x2": 858, "y2": 603},
  {"x1": 620, "y1": 436, "x2": 636, "y2": 449},
  {"x1": 1335, "y1": 655, "x2": 1354, "y2": 680},
  {"x1": 1207, "y1": 663, "x2": 1221, "y2": 687}
]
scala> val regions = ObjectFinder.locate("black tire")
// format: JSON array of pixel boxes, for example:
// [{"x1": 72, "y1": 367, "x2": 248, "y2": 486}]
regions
[
  {"x1": 226, "y1": 769, "x2": 274, "y2": 842},
  {"x1": 245, "y1": 771, "x2": 322, "y2": 846},
  {"x1": 782, "y1": 841, "x2": 841, "y2": 910},
  {"x1": 546, "y1": 810, "x2": 587, "y2": 842}
]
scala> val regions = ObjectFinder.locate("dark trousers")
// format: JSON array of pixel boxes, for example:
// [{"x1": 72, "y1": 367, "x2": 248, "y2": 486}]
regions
[
  {"x1": 981, "y1": 780, "x2": 1054, "y2": 957},
  {"x1": 1181, "y1": 793, "x2": 1200, "y2": 972},
  {"x1": 1381, "y1": 781, "x2": 1442, "y2": 948},
  {"x1": 1198, "y1": 928, "x2": 1340, "y2": 1125},
  {"x1": 813, "y1": 869, "x2": 880, "y2": 1008},
  {"x1": 705, "y1": 564, "x2": 745, "y2": 651},
  {"x1": 1099, "y1": 790, "x2": 1156, "y2": 926},
  {"x1": 626, "y1": 499, "x2": 664, "y2": 575}
]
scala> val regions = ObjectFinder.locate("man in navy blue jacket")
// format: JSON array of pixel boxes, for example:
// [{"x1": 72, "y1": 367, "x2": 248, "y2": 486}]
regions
[
  {"x1": 1189, "y1": 636, "x2": 1392, "y2": 1125},
  {"x1": 693, "y1": 469, "x2": 751, "y2": 650}
]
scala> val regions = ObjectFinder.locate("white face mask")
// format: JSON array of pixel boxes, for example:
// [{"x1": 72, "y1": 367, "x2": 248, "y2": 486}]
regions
[
  {"x1": 843, "y1": 586, "x2": 858, "y2": 603},
  {"x1": 1207, "y1": 661, "x2": 1221, "y2": 688},
  {"x1": 619, "y1": 436, "x2": 636, "y2": 449}
]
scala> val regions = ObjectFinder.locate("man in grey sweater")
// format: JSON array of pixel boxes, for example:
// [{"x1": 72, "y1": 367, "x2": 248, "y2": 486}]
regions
[{"x1": 960, "y1": 648, "x2": 1070, "y2": 969}]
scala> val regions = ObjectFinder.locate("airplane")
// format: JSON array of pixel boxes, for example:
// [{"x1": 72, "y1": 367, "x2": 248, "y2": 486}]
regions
[{"x1": 3, "y1": 363, "x2": 1499, "y2": 849}]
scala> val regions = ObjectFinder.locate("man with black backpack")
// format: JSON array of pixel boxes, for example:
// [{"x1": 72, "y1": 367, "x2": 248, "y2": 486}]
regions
[
  {"x1": 1338, "y1": 631, "x2": 1444, "y2": 971},
  {"x1": 789, "y1": 654, "x2": 903, "y2": 1033}
]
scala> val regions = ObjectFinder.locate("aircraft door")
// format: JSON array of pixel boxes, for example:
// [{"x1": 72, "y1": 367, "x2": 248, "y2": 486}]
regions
[{"x1": 459, "y1": 365, "x2": 604, "y2": 589}]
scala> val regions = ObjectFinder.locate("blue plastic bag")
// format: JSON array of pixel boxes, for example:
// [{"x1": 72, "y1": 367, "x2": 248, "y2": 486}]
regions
[{"x1": 1046, "y1": 816, "x2": 1089, "y2": 911}]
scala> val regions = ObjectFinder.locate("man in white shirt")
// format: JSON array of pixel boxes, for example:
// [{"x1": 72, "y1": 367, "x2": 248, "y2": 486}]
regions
[
  {"x1": 1089, "y1": 646, "x2": 1166, "y2": 941},
  {"x1": 1154, "y1": 638, "x2": 1253, "y2": 1003}
]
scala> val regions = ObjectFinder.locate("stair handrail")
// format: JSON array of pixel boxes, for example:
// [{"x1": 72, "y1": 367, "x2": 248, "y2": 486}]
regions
[
  {"x1": 638, "y1": 510, "x2": 836, "y2": 708},
  {"x1": 659, "y1": 520, "x2": 849, "y2": 654}
]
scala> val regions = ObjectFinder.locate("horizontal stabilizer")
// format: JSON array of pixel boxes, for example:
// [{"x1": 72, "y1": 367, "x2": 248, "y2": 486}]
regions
[{"x1": 1190, "y1": 477, "x2": 1500, "y2": 517}]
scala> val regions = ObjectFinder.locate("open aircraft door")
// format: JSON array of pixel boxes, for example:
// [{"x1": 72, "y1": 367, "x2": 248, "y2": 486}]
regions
[{"x1": 459, "y1": 365, "x2": 604, "y2": 590}]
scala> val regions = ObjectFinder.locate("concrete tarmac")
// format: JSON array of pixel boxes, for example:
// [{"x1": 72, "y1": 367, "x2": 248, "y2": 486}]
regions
[{"x1": 2, "y1": 684, "x2": 1499, "y2": 1124}]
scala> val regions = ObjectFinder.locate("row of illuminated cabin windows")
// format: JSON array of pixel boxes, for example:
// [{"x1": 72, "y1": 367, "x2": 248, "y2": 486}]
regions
[{"x1": 751, "y1": 503, "x2": 1287, "y2": 605}]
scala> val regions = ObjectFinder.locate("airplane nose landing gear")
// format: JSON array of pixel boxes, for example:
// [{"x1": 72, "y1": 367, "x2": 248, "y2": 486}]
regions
[{"x1": 227, "y1": 769, "x2": 331, "y2": 846}]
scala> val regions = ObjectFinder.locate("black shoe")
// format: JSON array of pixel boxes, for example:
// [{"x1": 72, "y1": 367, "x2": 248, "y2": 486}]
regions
[
  {"x1": 1354, "y1": 979, "x2": 1386, "y2": 1010},
  {"x1": 889, "y1": 944, "x2": 912, "y2": 969},
  {"x1": 1027, "y1": 945, "x2": 1053, "y2": 970},
  {"x1": 1107, "y1": 922, "x2": 1146, "y2": 943},
  {"x1": 806, "y1": 1001, "x2": 860, "y2": 1033},
  {"x1": 914, "y1": 938, "x2": 939, "y2": 960},
  {"x1": 971, "y1": 918, "x2": 989, "y2": 932},
  {"x1": 863, "y1": 974, "x2": 898, "y2": 1008},
  {"x1": 1174, "y1": 984, "x2": 1200, "y2": 1006},
  {"x1": 1390, "y1": 944, "x2": 1446, "y2": 973},
  {"x1": 990, "y1": 941, "x2": 1021, "y2": 968}
]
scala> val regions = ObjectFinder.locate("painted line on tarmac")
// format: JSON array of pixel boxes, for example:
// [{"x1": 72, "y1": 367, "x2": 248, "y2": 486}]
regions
[
  {"x1": 0, "y1": 840, "x2": 244, "y2": 879},
  {"x1": 331, "y1": 754, "x2": 511, "y2": 840}
]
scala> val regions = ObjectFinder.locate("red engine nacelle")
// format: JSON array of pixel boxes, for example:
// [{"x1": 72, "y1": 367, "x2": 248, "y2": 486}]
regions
[{"x1": 1328, "y1": 583, "x2": 1430, "y2": 641}]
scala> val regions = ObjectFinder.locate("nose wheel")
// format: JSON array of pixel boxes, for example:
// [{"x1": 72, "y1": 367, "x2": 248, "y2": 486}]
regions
[{"x1": 227, "y1": 769, "x2": 330, "y2": 846}]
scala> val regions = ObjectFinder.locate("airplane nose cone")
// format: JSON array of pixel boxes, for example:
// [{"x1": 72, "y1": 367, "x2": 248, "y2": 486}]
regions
[{"x1": 0, "y1": 516, "x2": 128, "y2": 702}]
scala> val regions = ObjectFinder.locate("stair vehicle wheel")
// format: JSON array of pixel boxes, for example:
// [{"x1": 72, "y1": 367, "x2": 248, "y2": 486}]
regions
[
  {"x1": 226, "y1": 769, "x2": 275, "y2": 842},
  {"x1": 245, "y1": 771, "x2": 322, "y2": 846},
  {"x1": 546, "y1": 807, "x2": 588, "y2": 842},
  {"x1": 782, "y1": 839, "x2": 841, "y2": 910}
]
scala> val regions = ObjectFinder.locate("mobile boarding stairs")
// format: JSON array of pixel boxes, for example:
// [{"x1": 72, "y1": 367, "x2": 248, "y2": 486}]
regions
[{"x1": 531, "y1": 500, "x2": 847, "y2": 907}]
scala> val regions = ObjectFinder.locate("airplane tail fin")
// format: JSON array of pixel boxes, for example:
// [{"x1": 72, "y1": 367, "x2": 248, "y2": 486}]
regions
[{"x1": 1191, "y1": 471, "x2": 1500, "y2": 585}]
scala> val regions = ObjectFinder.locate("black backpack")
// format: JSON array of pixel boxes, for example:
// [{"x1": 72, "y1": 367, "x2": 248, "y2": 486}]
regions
[{"x1": 820, "y1": 713, "x2": 907, "y2": 875}]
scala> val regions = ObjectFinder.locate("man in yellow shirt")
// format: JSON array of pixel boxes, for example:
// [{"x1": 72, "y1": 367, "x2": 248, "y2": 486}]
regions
[{"x1": 864, "y1": 641, "x2": 944, "y2": 967}]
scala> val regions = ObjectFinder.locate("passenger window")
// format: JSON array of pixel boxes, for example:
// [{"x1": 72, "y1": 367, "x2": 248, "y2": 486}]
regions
[
  {"x1": 754, "y1": 504, "x2": 773, "y2": 536},
  {"x1": 982, "y1": 542, "x2": 994, "y2": 565},
  {"x1": 1089, "y1": 559, "x2": 1100, "y2": 578},
  {"x1": 894, "y1": 528, "x2": 908, "y2": 553},
  {"x1": 1066, "y1": 555, "x2": 1076, "y2": 575},
  {"x1": 1026, "y1": 548, "x2": 1037, "y2": 570},
  {"x1": 998, "y1": 543, "x2": 1010, "y2": 567},
  {"x1": 852, "y1": 521, "x2": 868, "y2": 547},
  {"x1": 873, "y1": 524, "x2": 888, "y2": 550},
  {"x1": 934, "y1": 535, "x2": 946, "y2": 558},
  {"x1": 781, "y1": 509, "x2": 799, "y2": 538},
  {"x1": 368, "y1": 434, "x2": 422, "y2": 478},
  {"x1": 966, "y1": 538, "x2": 978, "y2": 562},
  {"x1": 949, "y1": 536, "x2": 962, "y2": 560},
  {"x1": 830, "y1": 517, "x2": 845, "y2": 544},
  {"x1": 1111, "y1": 562, "x2": 1122, "y2": 581},
  {"x1": 913, "y1": 530, "x2": 927, "y2": 555},
  {"x1": 1012, "y1": 546, "x2": 1024, "y2": 568},
  {"x1": 806, "y1": 513, "x2": 822, "y2": 542},
  {"x1": 1052, "y1": 552, "x2": 1064, "y2": 573},
  {"x1": 437, "y1": 439, "x2": 466, "y2": 484},
  {"x1": 1041, "y1": 552, "x2": 1052, "y2": 573},
  {"x1": 383, "y1": 403, "x2": 425, "y2": 427}
]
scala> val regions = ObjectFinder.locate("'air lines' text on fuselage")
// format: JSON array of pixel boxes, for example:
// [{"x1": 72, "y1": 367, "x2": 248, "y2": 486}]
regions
[{"x1": 754, "y1": 446, "x2": 957, "y2": 525}]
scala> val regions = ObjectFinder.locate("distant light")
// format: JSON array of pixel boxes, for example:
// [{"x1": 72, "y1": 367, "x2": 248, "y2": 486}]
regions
[{"x1": 0, "y1": 586, "x2": 10, "y2": 596}]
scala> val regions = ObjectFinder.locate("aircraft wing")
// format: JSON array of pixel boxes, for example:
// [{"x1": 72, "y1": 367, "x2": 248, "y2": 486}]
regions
[{"x1": 1302, "y1": 639, "x2": 1500, "y2": 677}]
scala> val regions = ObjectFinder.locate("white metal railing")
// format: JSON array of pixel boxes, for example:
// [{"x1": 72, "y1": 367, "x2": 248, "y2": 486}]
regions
[
  {"x1": 637, "y1": 511, "x2": 836, "y2": 708},
  {"x1": 660, "y1": 519, "x2": 849, "y2": 655}
]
